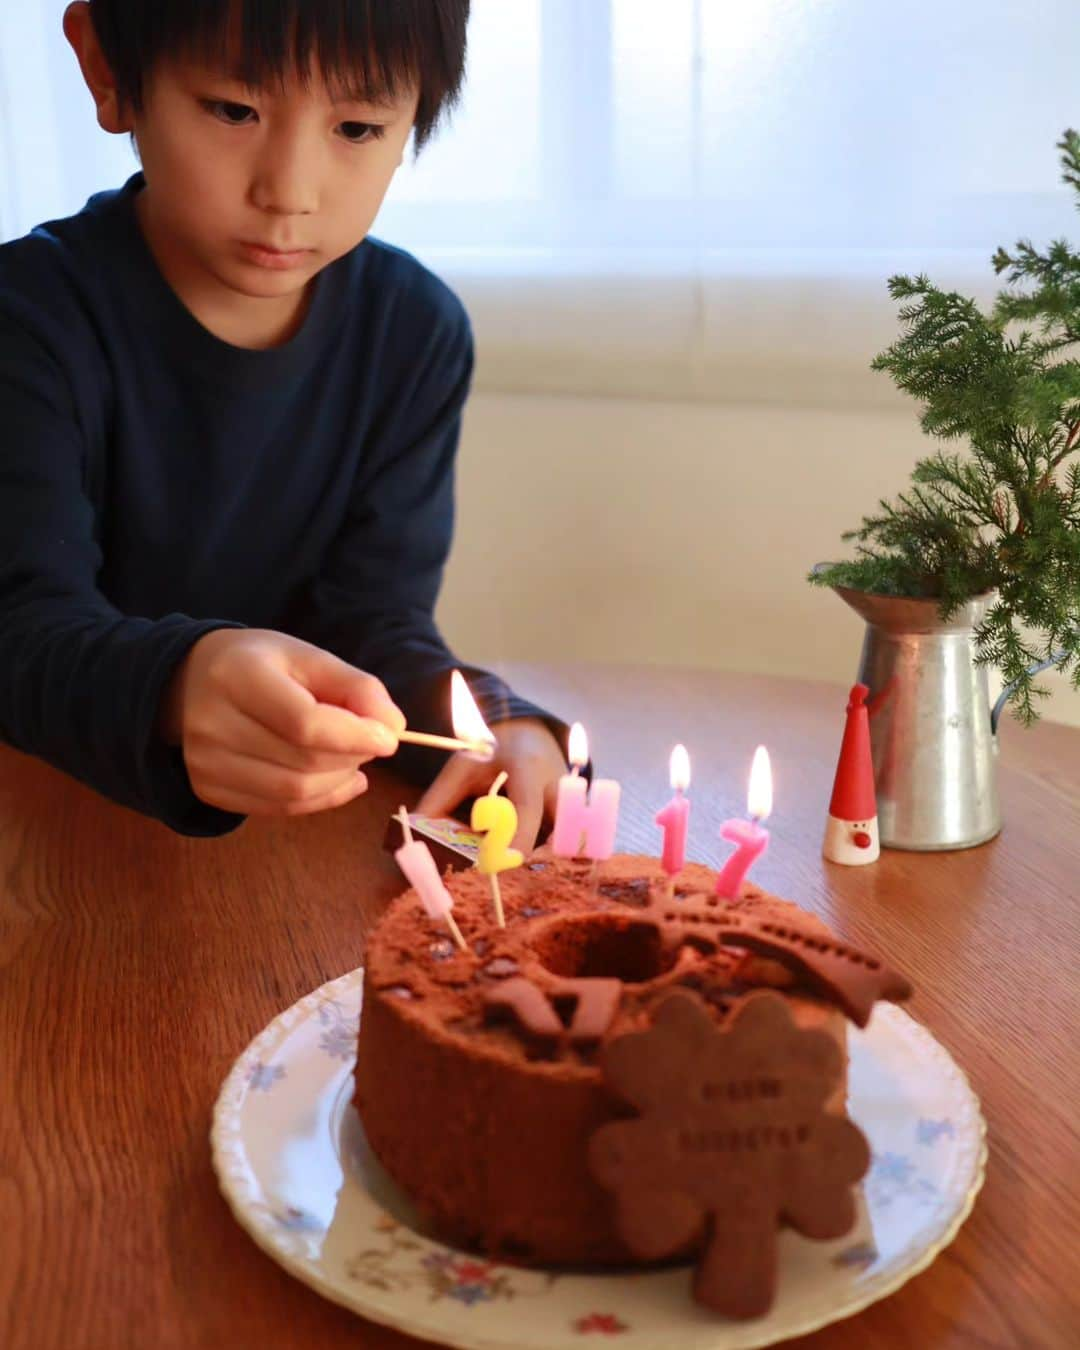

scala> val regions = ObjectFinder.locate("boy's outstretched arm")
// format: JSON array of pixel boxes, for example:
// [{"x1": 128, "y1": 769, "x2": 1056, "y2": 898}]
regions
[
  {"x1": 0, "y1": 307, "x2": 250, "y2": 834},
  {"x1": 0, "y1": 300, "x2": 407, "y2": 830},
  {"x1": 283, "y1": 276, "x2": 572, "y2": 850}
]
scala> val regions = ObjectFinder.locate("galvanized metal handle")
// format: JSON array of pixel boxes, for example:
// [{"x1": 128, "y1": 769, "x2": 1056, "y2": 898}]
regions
[{"x1": 990, "y1": 650, "x2": 1070, "y2": 734}]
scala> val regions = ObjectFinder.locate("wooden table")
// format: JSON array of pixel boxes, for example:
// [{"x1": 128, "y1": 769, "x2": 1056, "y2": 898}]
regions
[{"x1": 2, "y1": 663, "x2": 1077, "y2": 1349}]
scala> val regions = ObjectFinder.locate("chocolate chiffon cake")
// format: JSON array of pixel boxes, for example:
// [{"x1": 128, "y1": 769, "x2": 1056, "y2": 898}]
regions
[{"x1": 354, "y1": 851, "x2": 911, "y2": 1318}]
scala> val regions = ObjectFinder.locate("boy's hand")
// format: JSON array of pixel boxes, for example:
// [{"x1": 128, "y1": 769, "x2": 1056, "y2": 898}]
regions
[
  {"x1": 159, "y1": 629, "x2": 405, "y2": 816},
  {"x1": 414, "y1": 716, "x2": 568, "y2": 853}
]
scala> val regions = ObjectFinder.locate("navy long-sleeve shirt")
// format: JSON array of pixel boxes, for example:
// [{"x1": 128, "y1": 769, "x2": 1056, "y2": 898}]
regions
[{"x1": 0, "y1": 174, "x2": 560, "y2": 835}]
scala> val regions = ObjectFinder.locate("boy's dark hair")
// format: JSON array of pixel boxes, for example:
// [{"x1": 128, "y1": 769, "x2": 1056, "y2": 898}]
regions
[{"x1": 87, "y1": 0, "x2": 470, "y2": 152}]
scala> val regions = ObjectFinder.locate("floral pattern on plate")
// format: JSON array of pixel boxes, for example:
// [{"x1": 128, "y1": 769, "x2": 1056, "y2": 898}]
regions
[
  {"x1": 573, "y1": 1312, "x2": 630, "y2": 1334},
  {"x1": 343, "y1": 1212, "x2": 556, "y2": 1307}
]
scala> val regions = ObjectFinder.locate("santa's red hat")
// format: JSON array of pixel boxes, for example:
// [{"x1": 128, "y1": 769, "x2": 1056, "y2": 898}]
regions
[{"x1": 828, "y1": 684, "x2": 877, "y2": 821}]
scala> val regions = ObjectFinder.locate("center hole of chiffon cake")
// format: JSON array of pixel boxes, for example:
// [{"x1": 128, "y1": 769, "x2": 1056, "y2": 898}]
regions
[{"x1": 534, "y1": 915, "x2": 672, "y2": 983}]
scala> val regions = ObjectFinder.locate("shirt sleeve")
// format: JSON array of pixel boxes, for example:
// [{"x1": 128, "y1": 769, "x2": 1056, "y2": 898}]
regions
[
  {"x1": 284, "y1": 287, "x2": 573, "y2": 784},
  {"x1": 0, "y1": 306, "x2": 244, "y2": 835}
]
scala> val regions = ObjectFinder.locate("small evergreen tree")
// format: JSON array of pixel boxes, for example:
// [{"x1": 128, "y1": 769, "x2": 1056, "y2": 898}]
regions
[{"x1": 811, "y1": 130, "x2": 1080, "y2": 723}]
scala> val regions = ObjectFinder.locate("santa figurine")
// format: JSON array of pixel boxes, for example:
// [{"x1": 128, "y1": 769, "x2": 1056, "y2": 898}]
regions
[{"x1": 823, "y1": 683, "x2": 880, "y2": 865}]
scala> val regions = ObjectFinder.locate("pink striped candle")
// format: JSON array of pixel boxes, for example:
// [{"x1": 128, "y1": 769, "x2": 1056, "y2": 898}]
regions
[{"x1": 393, "y1": 808, "x2": 468, "y2": 950}]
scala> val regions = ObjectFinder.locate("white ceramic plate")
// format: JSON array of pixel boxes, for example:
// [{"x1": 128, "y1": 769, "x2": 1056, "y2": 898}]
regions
[{"x1": 211, "y1": 969, "x2": 986, "y2": 1350}]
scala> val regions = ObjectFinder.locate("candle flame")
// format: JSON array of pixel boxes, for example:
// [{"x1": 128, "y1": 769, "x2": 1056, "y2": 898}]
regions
[
  {"x1": 450, "y1": 670, "x2": 495, "y2": 754},
  {"x1": 669, "y1": 743, "x2": 690, "y2": 792},
  {"x1": 747, "y1": 745, "x2": 772, "y2": 821},
  {"x1": 568, "y1": 721, "x2": 588, "y2": 769}
]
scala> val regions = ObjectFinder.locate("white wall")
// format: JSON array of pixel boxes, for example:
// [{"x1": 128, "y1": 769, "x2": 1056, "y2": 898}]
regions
[{"x1": 439, "y1": 391, "x2": 1080, "y2": 729}]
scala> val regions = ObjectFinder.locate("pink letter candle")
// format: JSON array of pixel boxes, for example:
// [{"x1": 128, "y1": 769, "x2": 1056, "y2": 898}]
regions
[
  {"x1": 655, "y1": 744, "x2": 691, "y2": 889},
  {"x1": 393, "y1": 808, "x2": 468, "y2": 950},
  {"x1": 715, "y1": 746, "x2": 773, "y2": 900},
  {"x1": 552, "y1": 722, "x2": 621, "y2": 860}
]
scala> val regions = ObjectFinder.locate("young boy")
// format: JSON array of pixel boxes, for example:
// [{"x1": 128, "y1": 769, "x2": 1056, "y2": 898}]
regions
[{"x1": 0, "y1": 0, "x2": 570, "y2": 850}]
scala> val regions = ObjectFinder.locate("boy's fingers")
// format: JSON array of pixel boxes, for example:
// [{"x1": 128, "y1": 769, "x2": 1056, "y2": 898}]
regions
[
  {"x1": 206, "y1": 774, "x2": 369, "y2": 818},
  {"x1": 191, "y1": 745, "x2": 364, "y2": 804},
  {"x1": 510, "y1": 784, "x2": 544, "y2": 855},
  {"x1": 415, "y1": 755, "x2": 480, "y2": 818},
  {"x1": 287, "y1": 645, "x2": 406, "y2": 734},
  {"x1": 194, "y1": 704, "x2": 370, "y2": 774},
  {"x1": 543, "y1": 777, "x2": 561, "y2": 822},
  {"x1": 241, "y1": 659, "x2": 399, "y2": 755}
]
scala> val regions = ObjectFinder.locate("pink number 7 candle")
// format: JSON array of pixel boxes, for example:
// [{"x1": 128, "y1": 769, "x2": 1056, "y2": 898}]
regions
[
  {"x1": 552, "y1": 722, "x2": 621, "y2": 860},
  {"x1": 655, "y1": 744, "x2": 690, "y2": 899},
  {"x1": 715, "y1": 746, "x2": 772, "y2": 900}
]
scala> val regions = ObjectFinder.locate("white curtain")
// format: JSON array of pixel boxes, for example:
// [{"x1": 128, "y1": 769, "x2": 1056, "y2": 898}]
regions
[
  {"x1": 2, "y1": 1, "x2": 1078, "y2": 402},
  {"x1": 0, "y1": 4, "x2": 136, "y2": 238}
]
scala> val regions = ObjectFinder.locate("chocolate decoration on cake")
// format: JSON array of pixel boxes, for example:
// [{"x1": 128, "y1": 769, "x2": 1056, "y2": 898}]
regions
[
  {"x1": 478, "y1": 892, "x2": 908, "y2": 1057},
  {"x1": 649, "y1": 893, "x2": 910, "y2": 1027},
  {"x1": 483, "y1": 973, "x2": 623, "y2": 1049},
  {"x1": 550, "y1": 977, "x2": 623, "y2": 1045},
  {"x1": 596, "y1": 877, "x2": 653, "y2": 907},
  {"x1": 484, "y1": 976, "x2": 563, "y2": 1053},
  {"x1": 714, "y1": 914, "x2": 911, "y2": 1027},
  {"x1": 589, "y1": 988, "x2": 870, "y2": 1320}
]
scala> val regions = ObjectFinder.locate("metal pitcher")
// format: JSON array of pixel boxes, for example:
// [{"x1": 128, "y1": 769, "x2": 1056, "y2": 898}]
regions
[{"x1": 830, "y1": 585, "x2": 1058, "y2": 851}]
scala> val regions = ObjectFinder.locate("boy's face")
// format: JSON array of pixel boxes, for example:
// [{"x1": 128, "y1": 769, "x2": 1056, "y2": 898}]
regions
[{"x1": 129, "y1": 56, "x2": 418, "y2": 326}]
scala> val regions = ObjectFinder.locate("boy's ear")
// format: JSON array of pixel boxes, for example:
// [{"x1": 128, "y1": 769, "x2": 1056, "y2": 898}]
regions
[{"x1": 63, "y1": 1, "x2": 135, "y2": 135}]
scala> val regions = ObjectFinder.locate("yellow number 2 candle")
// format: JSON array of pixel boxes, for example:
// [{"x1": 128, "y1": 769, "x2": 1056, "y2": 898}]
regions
[{"x1": 471, "y1": 771, "x2": 523, "y2": 928}]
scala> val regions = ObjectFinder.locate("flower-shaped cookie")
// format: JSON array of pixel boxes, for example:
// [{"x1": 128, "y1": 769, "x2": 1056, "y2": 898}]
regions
[{"x1": 589, "y1": 988, "x2": 870, "y2": 1319}]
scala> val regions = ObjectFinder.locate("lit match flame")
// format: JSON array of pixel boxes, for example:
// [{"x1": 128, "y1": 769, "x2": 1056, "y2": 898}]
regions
[
  {"x1": 450, "y1": 671, "x2": 496, "y2": 758},
  {"x1": 670, "y1": 743, "x2": 690, "y2": 793},
  {"x1": 568, "y1": 721, "x2": 589, "y2": 771},
  {"x1": 747, "y1": 745, "x2": 772, "y2": 822}
]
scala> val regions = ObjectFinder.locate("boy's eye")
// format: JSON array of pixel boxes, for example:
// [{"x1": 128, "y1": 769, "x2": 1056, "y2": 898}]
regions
[
  {"x1": 204, "y1": 100, "x2": 257, "y2": 125},
  {"x1": 338, "y1": 121, "x2": 385, "y2": 145}
]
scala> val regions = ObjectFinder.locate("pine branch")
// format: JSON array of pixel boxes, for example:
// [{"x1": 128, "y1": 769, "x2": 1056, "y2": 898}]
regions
[{"x1": 810, "y1": 130, "x2": 1080, "y2": 721}]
